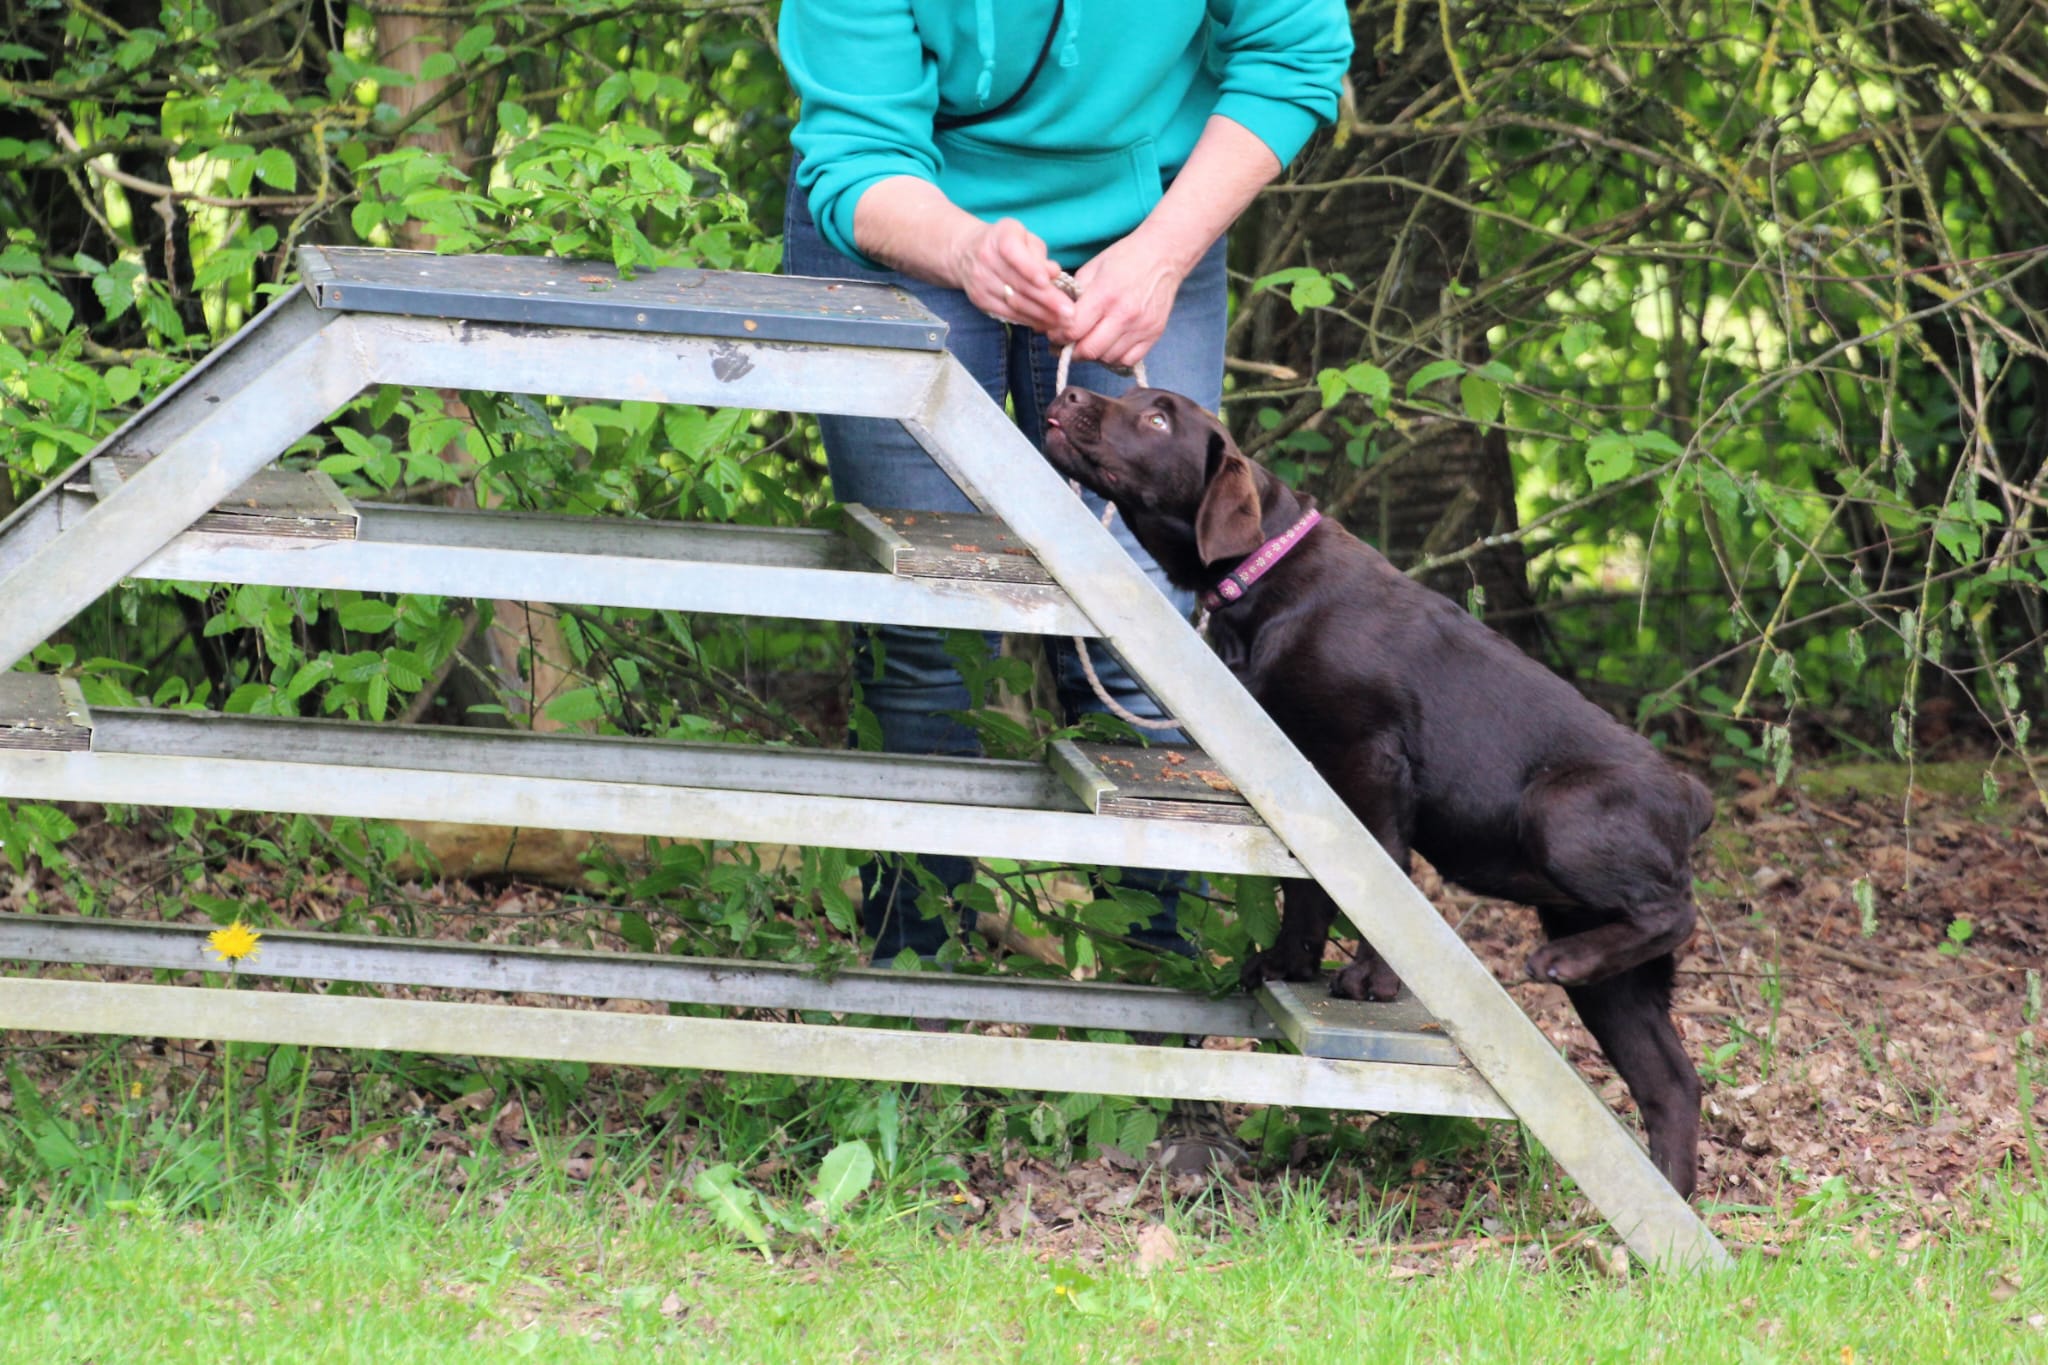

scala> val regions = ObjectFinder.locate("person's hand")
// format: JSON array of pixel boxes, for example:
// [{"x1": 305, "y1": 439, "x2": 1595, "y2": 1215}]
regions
[
  {"x1": 1054, "y1": 230, "x2": 1189, "y2": 371},
  {"x1": 947, "y1": 216, "x2": 1074, "y2": 333}
]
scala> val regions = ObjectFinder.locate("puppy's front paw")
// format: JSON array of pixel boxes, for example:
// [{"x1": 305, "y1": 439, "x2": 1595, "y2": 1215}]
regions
[{"x1": 1239, "y1": 943, "x2": 1323, "y2": 992}]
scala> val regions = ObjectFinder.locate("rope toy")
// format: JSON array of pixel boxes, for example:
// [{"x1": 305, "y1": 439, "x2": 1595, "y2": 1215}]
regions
[{"x1": 1044, "y1": 272, "x2": 1184, "y2": 733}]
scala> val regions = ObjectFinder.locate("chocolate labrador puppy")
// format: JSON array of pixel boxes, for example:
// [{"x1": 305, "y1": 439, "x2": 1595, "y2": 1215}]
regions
[{"x1": 1042, "y1": 385, "x2": 1712, "y2": 1197}]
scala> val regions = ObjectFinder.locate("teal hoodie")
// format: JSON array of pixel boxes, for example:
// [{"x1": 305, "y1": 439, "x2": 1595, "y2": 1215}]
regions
[{"x1": 780, "y1": 0, "x2": 1353, "y2": 269}]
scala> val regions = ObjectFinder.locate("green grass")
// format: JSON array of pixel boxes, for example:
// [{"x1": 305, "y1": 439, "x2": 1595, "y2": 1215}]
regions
[{"x1": 1, "y1": 1160, "x2": 2041, "y2": 1364}]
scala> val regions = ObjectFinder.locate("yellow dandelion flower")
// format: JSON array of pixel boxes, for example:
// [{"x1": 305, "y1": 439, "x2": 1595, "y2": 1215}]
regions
[{"x1": 206, "y1": 921, "x2": 262, "y2": 963}]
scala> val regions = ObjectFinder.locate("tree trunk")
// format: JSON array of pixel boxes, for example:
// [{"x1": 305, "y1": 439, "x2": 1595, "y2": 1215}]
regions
[{"x1": 374, "y1": 13, "x2": 586, "y2": 731}]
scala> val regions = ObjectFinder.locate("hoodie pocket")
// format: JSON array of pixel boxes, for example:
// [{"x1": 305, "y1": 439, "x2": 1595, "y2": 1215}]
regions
[{"x1": 936, "y1": 130, "x2": 1164, "y2": 249}]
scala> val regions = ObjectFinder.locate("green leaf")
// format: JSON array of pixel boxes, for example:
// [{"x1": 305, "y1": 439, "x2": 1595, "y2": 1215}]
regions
[
  {"x1": 1250, "y1": 266, "x2": 1335, "y2": 313},
  {"x1": 1585, "y1": 433, "x2": 1636, "y2": 485},
  {"x1": 454, "y1": 24, "x2": 496, "y2": 63},
  {"x1": 1631, "y1": 429, "x2": 1685, "y2": 457},
  {"x1": 92, "y1": 270, "x2": 137, "y2": 323},
  {"x1": 1405, "y1": 358, "x2": 1464, "y2": 397},
  {"x1": 594, "y1": 71, "x2": 633, "y2": 120},
  {"x1": 1342, "y1": 362, "x2": 1392, "y2": 410},
  {"x1": 418, "y1": 51, "x2": 457, "y2": 84},
  {"x1": 540, "y1": 687, "x2": 607, "y2": 726},
  {"x1": 811, "y1": 1141, "x2": 876, "y2": 1221},
  {"x1": 102, "y1": 365, "x2": 141, "y2": 404},
  {"x1": 1459, "y1": 373, "x2": 1501, "y2": 428},
  {"x1": 1236, "y1": 876, "x2": 1279, "y2": 948},
  {"x1": 1315, "y1": 368, "x2": 1347, "y2": 409},
  {"x1": 254, "y1": 148, "x2": 296, "y2": 190},
  {"x1": 384, "y1": 648, "x2": 426, "y2": 691},
  {"x1": 223, "y1": 682, "x2": 271, "y2": 714},
  {"x1": 14, "y1": 804, "x2": 76, "y2": 845},
  {"x1": 617, "y1": 912, "x2": 656, "y2": 953},
  {"x1": 338, "y1": 599, "x2": 397, "y2": 634},
  {"x1": 693, "y1": 1165, "x2": 774, "y2": 1259},
  {"x1": 1289, "y1": 274, "x2": 1334, "y2": 311}
]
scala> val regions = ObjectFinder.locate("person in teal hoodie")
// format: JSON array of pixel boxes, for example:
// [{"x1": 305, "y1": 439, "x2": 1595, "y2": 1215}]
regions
[{"x1": 779, "y1": 0, "x2": 1352, "y2": 964}]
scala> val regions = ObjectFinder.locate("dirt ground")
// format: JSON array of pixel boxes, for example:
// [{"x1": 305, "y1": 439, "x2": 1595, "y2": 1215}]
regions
[{"x1": 2, "y1": 759, "x2": 2042, "y2": 1257}]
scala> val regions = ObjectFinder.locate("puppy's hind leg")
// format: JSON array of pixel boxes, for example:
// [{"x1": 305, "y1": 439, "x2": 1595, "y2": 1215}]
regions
[
  {"x1": 1330, "y1": 933, "x2": 1403, "y2": 1002},
  {"x1": 1519, "y1": 775, "x2": 1698, "y2": 986},
  {"x1": 1538, "y1": 920, "x2": 1700, "y2": 1198}
]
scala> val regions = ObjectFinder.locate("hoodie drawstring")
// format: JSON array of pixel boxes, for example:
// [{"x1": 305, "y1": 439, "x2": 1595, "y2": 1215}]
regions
[{"x1": 972, "y1": 0, "x2": 997, "y2": 106}]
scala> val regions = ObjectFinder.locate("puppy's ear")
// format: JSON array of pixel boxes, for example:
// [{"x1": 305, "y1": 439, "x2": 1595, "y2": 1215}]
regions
[{"x1": 1194, "y1": 429, "x2": 1266, "y2": 565}]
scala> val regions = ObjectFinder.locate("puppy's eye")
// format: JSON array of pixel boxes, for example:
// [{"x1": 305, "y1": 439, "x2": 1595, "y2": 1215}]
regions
[{"x1": 1147, "y1": 413, "x2": 1169, "y2": 430}]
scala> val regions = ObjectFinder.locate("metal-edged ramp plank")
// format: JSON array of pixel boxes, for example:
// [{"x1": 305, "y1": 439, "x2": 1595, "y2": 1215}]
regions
[
  {"x1": 0, "y1": 979, "x2": 1515, "y2": 1120},
  {"x1": 301, "y1": 245, "x2": 947, "y2": 352},
  {"x1": 1255, "y1": 980, "x2": 1461, "y2": 1066},
  {"x1": 0, "y1": 674, "x2": 91, "y2": 752},
  {"x1": 0, "y1": 915, "x2": 1285, "y2": 1041}
]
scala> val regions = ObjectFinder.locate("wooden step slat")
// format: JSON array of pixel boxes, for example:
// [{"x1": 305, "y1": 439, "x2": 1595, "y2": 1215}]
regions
[
  {"x1": 85, "y1": 456, "x2": 359, "y2": 541},
  {"x1": 843, "y1": 505, "x2": 1054, "y2": 585},
  {"x1": 0, "y1": 673, "x2": 91, "y2": 752},
  {"x1": 1051, "y1": 737, "x2": 1259, "y2": 826}
]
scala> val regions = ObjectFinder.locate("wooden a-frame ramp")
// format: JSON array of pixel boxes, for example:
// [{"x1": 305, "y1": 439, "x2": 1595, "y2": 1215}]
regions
[{"x1": 0, "y1": 247, "x2": 1727, "y2": 1269}]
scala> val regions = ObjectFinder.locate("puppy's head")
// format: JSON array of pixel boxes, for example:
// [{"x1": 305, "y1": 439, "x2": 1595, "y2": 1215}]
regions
[{"x1": 1042, "y1": 386, "x2": 1267, "y2": 566}]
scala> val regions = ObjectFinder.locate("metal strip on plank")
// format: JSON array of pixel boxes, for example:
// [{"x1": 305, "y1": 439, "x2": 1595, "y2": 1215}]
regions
[
  {"x1": 839, "y1": 503, "x2": 911, "y2": 573},
  {"x1": 1048, "y1": 739, "x2": 1113, "y2": 814},
  {"x1": 0, "y1": 979, "x2": 1512, "y2": 1119},
  {"x1": 909, "y1": 355, "x2": 1729, "y2": 1269},
  {"x1": 0, "y1": 916, "x2": 1288, "y2": 1041},
  {"x1": 1256, "y1": 981, "x2": 1463, "y2": 1066},
  {"x1": 0, "y1": 749, "x2": 1308, "y2": 877}
]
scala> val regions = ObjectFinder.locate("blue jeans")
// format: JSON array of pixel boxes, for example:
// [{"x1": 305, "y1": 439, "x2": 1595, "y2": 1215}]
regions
[{"x1": 783, "y1": 169, "x2": 1226, "y2": 961}]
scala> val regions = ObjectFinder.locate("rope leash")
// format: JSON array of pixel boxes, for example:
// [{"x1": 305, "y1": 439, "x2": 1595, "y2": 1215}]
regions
[
  {"x1": 1043, "y1": 272, "x2": 1184, "y2": 733},
  {"x1": 1050, "y1": 270, "x2": 1147, "y2": 392}
]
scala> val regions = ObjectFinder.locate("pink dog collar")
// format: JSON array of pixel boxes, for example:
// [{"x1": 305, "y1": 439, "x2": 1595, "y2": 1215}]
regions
[{"x1": 1200, "y1": 509, "x2": 1322, "y2": 611}]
